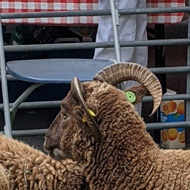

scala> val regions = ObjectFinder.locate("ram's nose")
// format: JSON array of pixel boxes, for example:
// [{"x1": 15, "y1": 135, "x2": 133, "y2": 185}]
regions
[
  {"x1": 44, "y1": 136, "x2": 65, "y2": 160},
  {"x1": 43, "y1": 134, "x2": 59, "y2": 153}
]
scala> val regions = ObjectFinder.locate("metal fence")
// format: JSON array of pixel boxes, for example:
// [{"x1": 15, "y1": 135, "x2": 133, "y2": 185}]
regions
[{"x1": 0, "y1": 4, "x2": 190, "y2": 136}]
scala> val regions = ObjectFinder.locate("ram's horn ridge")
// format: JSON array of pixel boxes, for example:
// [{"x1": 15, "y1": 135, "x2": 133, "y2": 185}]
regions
[{"x1": 94, "y1": 62, "x2": 162, "y2": 115}]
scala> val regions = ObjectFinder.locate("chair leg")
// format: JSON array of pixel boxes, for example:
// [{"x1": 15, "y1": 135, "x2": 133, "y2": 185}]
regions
[
  {"x1": 10, "y1": 83, "x2": 43, "y2": 123},
  {"x1": 0, "y1": 21, "x2": 12, "y2": 137}
]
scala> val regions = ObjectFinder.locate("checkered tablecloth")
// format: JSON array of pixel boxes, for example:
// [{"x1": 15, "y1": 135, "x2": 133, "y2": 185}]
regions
[
  {"x1": 147, "y1": 0, "x2": 185, "y2": 24},
  {"x1": 0, "y1": 0, "x2": 99, "y2": 25},
  {"x1": 0, "y1": 0, "x2": 185, "y2": 25}
]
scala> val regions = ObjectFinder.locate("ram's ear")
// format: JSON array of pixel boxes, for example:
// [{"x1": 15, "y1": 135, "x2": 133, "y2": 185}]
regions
[
  {"x1": 124, "y1": 85, "x2": 147, "y2": 105},
  {"x1": 74, "y1": 107, "x2": 87, "y2": 122}
]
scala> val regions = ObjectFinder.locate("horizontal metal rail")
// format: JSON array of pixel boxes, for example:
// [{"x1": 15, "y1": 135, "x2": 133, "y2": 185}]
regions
[
  {"x1": 0, "y1": 75, "x2": 16, "y2": 81},
  {"x1": 0, "y1": 129, "x2": 47, "y2": 137},
  {"x1": 149, "y1": 66, "x2": 190, "y2": 74},
  {"x1": 3, "y1": 39, "x2": 190, "y2": 52},
  {"x1": 1, "y1": 121, "x2": 190, "y2": 137},
  {"x1": 0, "y1": 66, "x2": 190, "y2": 110},
  {"x1": 0, "y1": 101, "x2": 61, "y2": 110},
  {"x1": 146, "y1": 121, "x2": 190, "y2": 130},
  {"x1": 1, "y1": 7, "x2": 190, "y2": 19},
  {"x1": 143, "y1": 94, "x2": 190, "y2": 102},
  {"x1": 0, "y1": 94, "x2": 189, "y2": 111}
]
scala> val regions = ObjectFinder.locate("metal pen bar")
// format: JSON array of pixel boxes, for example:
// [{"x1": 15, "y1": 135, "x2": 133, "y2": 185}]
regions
[
  {"x1": 0, "y1": 101, "x2": 61, "y2": 110},
  {"x1": 0, "y1": 94, "x2": 189, "y2": 111},
  {"x1": 1, "y1": 121, "x2": 190, "y2": 137},
  {"x1": 187, "y1": 0, "x2": 190, "y2": 122},
  {"x1": 0, "y1": 129, "x2": 47, "y2": 137},
  {"x1": 109, "y1": 0, "x2": 124, "y2": 89},
  {"x1": 149, "y1": 66, "x2": 190, "y2": 74},
  {"x1": 0, "y1": 17, "x2": 12, "y2": 137},
  {"x1": 1, "y1": 7, "x2": 190, "y2": 19},
  {"x1": 109, "y1": 0, "x2": 121, "y2": 62},
  {"x1": 119, "y1": 7, "x2": 190, "y2": 15},
  {"x1": 4, "y1": 39, "x2": 190, "y2": 52},
  {"x1": 146, "y1": 121, "x2": 190, "y2": 130},
  {"x1": 0, "y1": 74, "x2": 16, "y2": 81},
  {"x1": 143, "y1": 94, "x2": 190, "y2": 102}
]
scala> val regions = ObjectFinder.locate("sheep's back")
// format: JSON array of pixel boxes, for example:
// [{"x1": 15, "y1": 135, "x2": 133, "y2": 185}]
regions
[
  {"x1": 0, "y1": 164, "x2": 9, "y2": 190},
  {"x1": 0, "y1": 135, "x2": 86, "y2": 190}
]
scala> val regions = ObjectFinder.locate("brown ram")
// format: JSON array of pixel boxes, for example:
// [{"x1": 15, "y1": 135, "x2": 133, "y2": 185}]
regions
[
  {"x1": 44, "y1": 62, "x2": 190, "y2": 189},
  {"x1": 0, "y1": 135, "x2": 87, "y2": 190},
  {"x1": 0, "y1": 163, "x2": 9, "y2": 190}
]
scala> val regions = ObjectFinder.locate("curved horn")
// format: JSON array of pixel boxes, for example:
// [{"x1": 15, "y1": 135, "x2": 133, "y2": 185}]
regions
[
  {"x1": 94, "y1": 62, "x2": 162, "y2": 116},
  {"x1": 71, "y1": 77, "x2": 102, "y2": 143}
]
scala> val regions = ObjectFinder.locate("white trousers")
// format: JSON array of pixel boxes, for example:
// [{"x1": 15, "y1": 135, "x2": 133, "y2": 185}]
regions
[{"x1": 94, "y1": 0, "x2": 148, "y2": 113}]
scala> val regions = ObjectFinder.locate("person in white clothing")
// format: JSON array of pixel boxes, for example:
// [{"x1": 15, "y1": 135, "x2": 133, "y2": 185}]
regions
[{"x1": 94, "y1": 0, "x2": 148, "y2": 114}]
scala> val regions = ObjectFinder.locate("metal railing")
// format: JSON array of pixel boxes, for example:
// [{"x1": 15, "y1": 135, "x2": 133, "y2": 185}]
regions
[{"x1": 0, "y1": 5, "x2": 190, "y2": 136}]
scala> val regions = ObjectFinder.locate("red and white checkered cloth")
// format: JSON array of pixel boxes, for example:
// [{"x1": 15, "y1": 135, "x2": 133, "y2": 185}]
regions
[
  {"x1": 147, "y1": 0, "x2": 185, "y2": 24},
  {"x1": 0, "y1": 0, "x2": 99, "y2": 25},
  {"x1": 0, "y1": 0, "x2": 186, "y2": 25}
]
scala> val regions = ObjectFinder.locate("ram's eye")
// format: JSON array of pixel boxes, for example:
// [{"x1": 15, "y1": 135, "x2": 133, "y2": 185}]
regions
[{"x1": 62, "y1": 113, "x2": 68, "y2": 119}]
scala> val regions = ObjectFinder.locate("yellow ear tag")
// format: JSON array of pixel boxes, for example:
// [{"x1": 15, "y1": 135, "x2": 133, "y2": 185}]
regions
[
  {"x1": 82, "y1": 117, "x2": 86, "y2": 123},
  {"x1": 88, "y1": 109, "x2": 96, "y2": 117}
]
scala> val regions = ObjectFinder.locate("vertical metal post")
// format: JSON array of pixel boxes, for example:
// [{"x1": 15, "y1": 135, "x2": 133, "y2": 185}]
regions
[
  {"x1": 109, "y1": 0, "x2": 125, "y2": 89},
  {"x1": 0, "y1": 16, "x2": 12, "y2": 137},
  {"x1": 187, "y1": 1, "x2": 190, "y2": 122},
  {"x1": 185, "y1": 0, "x2": 190, "y2": 146},
  {"x1": 109, "y1": 0, "x2": 122, "y2": 62},
  {"x1": 155, "y1": 24, "x2": 167, "y2": 94},
  {"x1": 154, "y1": 24, "x2": 167, "y2": 143}
]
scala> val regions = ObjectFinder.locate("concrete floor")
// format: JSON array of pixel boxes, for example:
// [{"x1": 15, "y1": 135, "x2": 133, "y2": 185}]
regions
[{"x1": 0, "y1": 19, "x2": 189, "y2": 150}]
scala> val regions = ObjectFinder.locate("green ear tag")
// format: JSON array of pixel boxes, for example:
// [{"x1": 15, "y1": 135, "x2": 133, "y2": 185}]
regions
[{"x1": 125, "y1": 91, "x2": 136, "y2": 103}]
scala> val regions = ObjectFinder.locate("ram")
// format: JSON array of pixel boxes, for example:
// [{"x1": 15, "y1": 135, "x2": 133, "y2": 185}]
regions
[
  {"x1": 0, "y1": 135, "x2": 87, "y2": 190},
  {"x1": 44, "y1": 62, "x2": 190, "y2": 190},
  {"x1": 0, "y1": 163, "x2": 9, "y2": 190}
]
